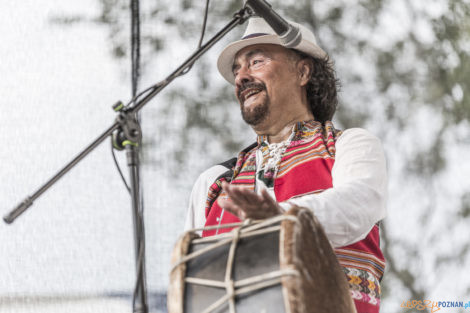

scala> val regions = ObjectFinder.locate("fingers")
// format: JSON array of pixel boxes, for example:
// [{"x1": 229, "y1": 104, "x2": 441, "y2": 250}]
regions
[
  {"x1": 217, "y1": 197, "x2": 246, "y2": 219},
  {"x1": 260, "y1": 188, "x2": 283, "y2": 215},
  {"x1": 222, "y1": 181, "x2": 260, "y2": 205},
  {"x1": 219, "y1": 182, "x2": 282, "y2": 220},
  {"x1": 260, "y1": 188, "x2": 277, "y2": 206}
]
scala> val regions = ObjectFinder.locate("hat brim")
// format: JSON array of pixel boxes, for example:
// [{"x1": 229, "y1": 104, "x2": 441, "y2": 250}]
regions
[{"x1": 217, "y1": 34, "x2": 327, "y2": 85}]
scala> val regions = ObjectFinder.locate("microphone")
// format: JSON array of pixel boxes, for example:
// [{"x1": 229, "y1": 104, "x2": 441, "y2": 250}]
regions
[{"x1": 244, "y1": 0, "x2": 302, "y2": 48}]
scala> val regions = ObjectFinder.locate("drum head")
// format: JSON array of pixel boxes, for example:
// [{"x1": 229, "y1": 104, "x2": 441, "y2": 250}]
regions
[{"x1": 184, "y1": 230, "x2": 284, "y2": 313}]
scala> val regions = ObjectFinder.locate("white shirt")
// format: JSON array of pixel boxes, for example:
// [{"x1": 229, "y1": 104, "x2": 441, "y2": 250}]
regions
[{"x1": 184, "y1": 128, "x2": 387, "y2": 248}]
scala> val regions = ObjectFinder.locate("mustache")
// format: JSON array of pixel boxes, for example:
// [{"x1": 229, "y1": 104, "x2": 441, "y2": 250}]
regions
[{"x1": 237, "y1": 82, "x2": 266, "y2": 101}]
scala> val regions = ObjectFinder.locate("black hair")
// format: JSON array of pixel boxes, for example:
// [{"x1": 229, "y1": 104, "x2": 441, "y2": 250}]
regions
[{"x1": 294, "y1": 51, "x2": 340, "y2": 123}]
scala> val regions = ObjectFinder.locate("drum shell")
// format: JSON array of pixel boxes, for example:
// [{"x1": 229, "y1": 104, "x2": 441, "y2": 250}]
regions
[{"x1": 168, "y1": 207, "x2": 356, "y2": 313}]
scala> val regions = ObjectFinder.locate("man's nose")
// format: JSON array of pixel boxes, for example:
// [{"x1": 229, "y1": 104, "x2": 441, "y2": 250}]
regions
[{"x1": 234, "y1": 65, "x2": 253, "y2": 87}]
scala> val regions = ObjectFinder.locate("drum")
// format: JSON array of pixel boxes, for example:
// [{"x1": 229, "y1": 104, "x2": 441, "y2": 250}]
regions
[{"x1": 168, "y1": 207, "x2": 356, "y2": 313}]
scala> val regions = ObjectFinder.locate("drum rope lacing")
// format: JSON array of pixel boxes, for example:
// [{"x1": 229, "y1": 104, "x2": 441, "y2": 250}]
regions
[{"x1": 171, "y1": 215, "x2": 301, "y2": 313}]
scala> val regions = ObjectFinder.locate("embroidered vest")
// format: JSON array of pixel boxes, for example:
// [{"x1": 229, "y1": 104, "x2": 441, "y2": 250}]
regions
[{"x1": 203, "y1": 121, "x2": 385, "y2": 313}]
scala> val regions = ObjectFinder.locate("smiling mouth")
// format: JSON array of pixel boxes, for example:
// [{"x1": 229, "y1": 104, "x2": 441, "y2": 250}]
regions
[{"x1": 241, "y1": 88, "x2": 263, "y2": 102}]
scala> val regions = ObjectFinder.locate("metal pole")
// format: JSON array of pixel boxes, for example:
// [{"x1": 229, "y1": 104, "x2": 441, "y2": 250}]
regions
[
  {"x1": 4, "y1": 6, "x2": 251, "y2": 225},
  {"x1": 126, "y1": 143, "x2": 148, "y2": 313},
  {"x1": 3, "y1": 7, "x2": 252, "y2": 313}
]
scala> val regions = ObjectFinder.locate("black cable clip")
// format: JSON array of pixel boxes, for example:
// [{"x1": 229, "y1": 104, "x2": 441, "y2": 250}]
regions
[{"x1": 112, "y1": 111, "x2": 142, "y2": 151}]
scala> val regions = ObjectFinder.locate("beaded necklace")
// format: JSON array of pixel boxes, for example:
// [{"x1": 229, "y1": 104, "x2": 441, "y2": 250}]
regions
[{"x1": 256, "y1": 132, "x2": 294, "y2": 191}]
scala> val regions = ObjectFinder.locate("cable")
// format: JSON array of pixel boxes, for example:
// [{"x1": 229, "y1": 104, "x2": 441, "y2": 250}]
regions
[
  {"x1": 110, "y1": 0, "x2": 211, "y2": 190},
  {"x1": 110, "y1": 139, "x2": 131, "y2": 193},
  {"x1": 118, "y1": 0, "x2": 210, "y2": 111},
  {"x1": 131, "y1": 0, "x2": 141, "y2": 98},
  {"x1": 179, "y1": 0, "x2": 211, "y2": 76},
  {"x1": 197, "y1": 0, "x2": 210, "y2": 48},
  {"x1": 132, "y1": 237, "x2": 146, "y2": 309},
  {"x1": 111, "y1": 0, "x2": 143, "y2": 194},
  {"x1": 125, "y1": 83, "x2": 160, "y2": 110}
]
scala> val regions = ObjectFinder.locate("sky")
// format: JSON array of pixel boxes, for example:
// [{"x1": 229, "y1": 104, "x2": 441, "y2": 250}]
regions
[
  {"x1": 0, "y1": 0, "x2": 179, "y2": 305},
  {"x1": 0, "y1": 2, "x2": 195, "y2": 309}
]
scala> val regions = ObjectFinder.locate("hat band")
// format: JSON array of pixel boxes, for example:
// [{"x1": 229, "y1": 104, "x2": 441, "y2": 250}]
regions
[{"x1": 241, "y1": 33, "x2": 269, "y2": 40}]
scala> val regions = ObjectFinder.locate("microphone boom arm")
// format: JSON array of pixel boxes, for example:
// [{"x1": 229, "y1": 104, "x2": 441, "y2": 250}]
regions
[
  {"x1": 4, "y1": 6, "x2": 253, "y2": 313},
  {"x1": 3, "y1": 7, "x2": 253, "y2": 224}
]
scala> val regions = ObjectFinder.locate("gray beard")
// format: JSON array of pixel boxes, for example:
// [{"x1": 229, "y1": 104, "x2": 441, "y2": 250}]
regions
[{"x1": 241, "y1": 98, "x2": 270, "y2": 126}]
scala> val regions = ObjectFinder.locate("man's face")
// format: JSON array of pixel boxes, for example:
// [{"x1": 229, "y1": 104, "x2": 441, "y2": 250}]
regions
[{"x1": 232, "y1": 44, "x2": 302, "y2": 127}]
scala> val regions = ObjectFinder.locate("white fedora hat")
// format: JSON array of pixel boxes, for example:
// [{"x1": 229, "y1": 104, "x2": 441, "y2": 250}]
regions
[{"x1": 217, "y1": 17, "x2": 327, "y2": 85}]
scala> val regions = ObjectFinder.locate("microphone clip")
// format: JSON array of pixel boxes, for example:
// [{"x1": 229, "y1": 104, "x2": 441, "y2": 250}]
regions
[{"x1": 112, "y1": 110, "x2": 142, "y2": 151}]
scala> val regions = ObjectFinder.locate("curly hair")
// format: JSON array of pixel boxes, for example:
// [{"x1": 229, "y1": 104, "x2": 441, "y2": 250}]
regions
[{"x1": 293, "y1": 50, "x2": 340, "y2": 123}]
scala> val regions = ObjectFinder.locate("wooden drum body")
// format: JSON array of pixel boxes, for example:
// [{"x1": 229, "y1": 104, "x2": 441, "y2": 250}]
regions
[{"x1": 169, "y1": 207, "x2": 356, "y2": 313}]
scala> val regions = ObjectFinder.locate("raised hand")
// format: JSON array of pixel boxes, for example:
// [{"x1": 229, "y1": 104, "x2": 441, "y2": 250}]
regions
[{"x1": 217, "y1": 181, "x2": 283, "y2": 220}]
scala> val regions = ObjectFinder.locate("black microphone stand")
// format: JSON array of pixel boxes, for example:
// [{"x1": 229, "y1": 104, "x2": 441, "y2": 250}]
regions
[{"x1": 3, "y1": 6, "x2": 253, "y2": 313}]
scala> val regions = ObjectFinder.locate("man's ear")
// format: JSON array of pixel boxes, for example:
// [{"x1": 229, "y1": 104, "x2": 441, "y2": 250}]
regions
[{"x1": 298, "y1": 59, "x2": 313, "y2": 87}]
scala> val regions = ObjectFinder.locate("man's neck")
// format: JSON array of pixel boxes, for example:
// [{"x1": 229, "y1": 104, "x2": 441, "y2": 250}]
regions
[{"x1": 254, "y1": 112, "x2": 315, "y2": 144}]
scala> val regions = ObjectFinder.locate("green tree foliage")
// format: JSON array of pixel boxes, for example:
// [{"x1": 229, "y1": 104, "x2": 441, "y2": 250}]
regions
[{"x1": 51, "y1": 0, "x2": 470, "y2": 310}]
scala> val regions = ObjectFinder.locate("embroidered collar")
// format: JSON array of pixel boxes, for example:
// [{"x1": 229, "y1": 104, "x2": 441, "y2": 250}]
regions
[
  {"x1": 256, "y1": 119, "x2": 323, "y2": 146},
  {"x1": 255, "y1": 120, "x2": 317, "y2": 188}
]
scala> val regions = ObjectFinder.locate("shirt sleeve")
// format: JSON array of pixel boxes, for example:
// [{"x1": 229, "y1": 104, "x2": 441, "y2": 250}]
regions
[
  {"x1": 279, "y1": 128, "x2": 387, "y2": 248},
  {"x1": 184, "y1": 165, "x2": 228, "y2": 231}
]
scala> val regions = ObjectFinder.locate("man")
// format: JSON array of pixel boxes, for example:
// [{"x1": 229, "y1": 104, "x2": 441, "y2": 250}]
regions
[{"x1": 185, "y1": 17, "x2": 387, "y2": 313}]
